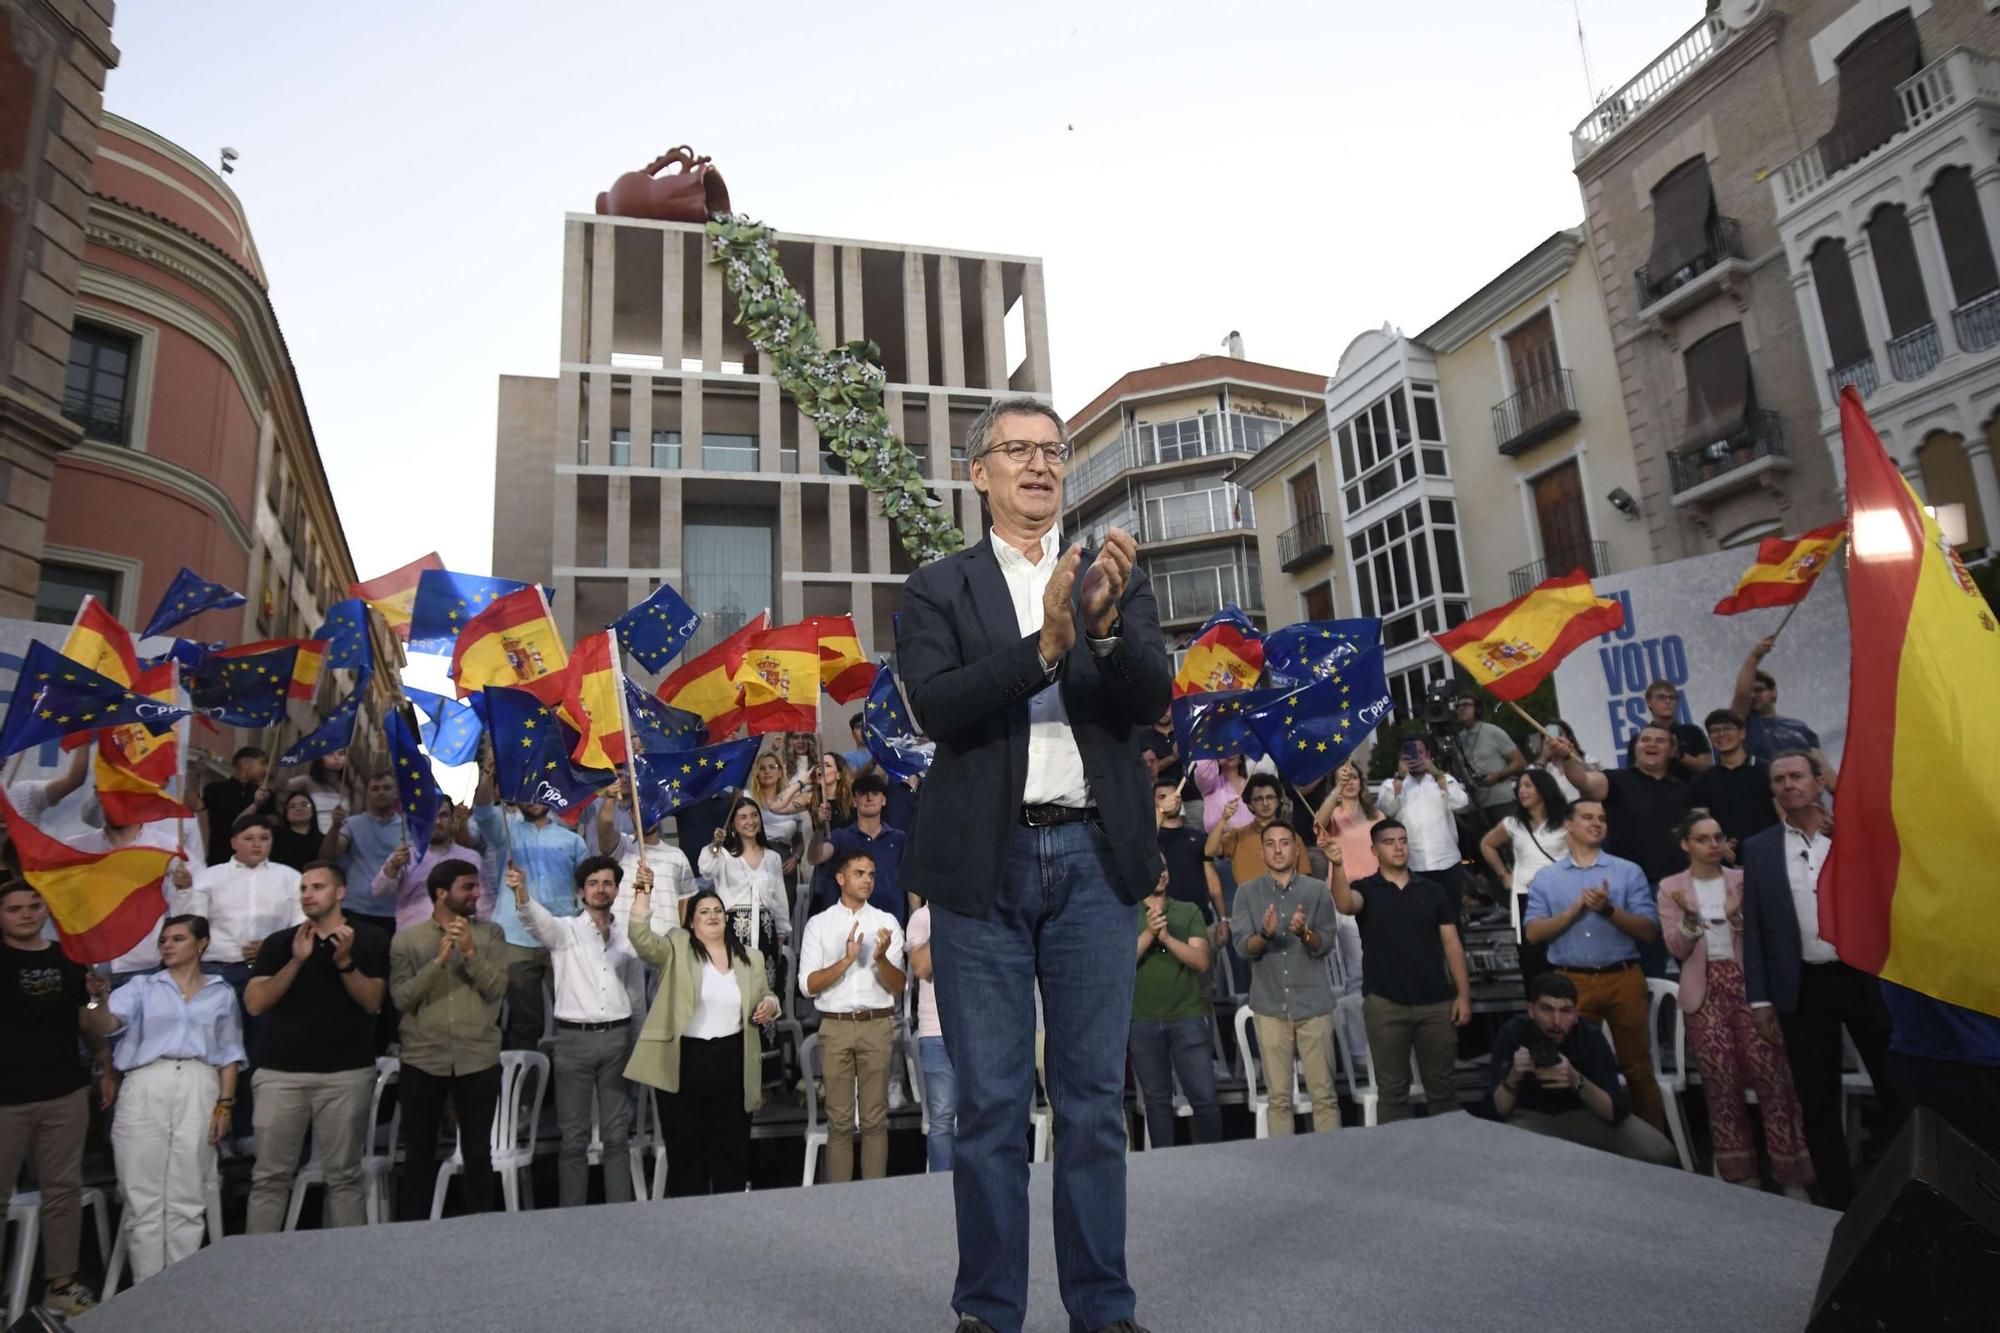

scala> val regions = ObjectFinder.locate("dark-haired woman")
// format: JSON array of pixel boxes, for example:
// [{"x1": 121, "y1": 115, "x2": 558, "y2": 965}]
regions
[
  {"x1": 1480, "y1": 768, "x2": 1571, "y2": 994},
  {"x1": 108, "y1": 914, "x2": 243, "y2": 1281},
  {"x1": 269, "y1": 790, "x2": 322, "y2": 872},
  {"x1": 626, "y1": 872, "x2": 779, "y2": 1196},
  {"x1": 696, "y1": 796, "x2": 791, "y2": 998}
]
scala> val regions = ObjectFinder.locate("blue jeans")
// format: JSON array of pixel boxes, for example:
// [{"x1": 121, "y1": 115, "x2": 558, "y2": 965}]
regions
[
  {"x1": 918, "y1": 1035, "x2": 957, "y2": 1172},
  {"x1": 933, "y1": 820, "x2": 1136, "y2": 1333},
  {"x1": 1128, "y1": 1016, "x2": 1220, "y2": 1149}
]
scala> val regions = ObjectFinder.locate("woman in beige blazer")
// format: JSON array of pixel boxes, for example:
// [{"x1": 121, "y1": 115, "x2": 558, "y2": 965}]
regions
[{"x1": 627, "y1": 870, "x2": 779, "y2": 1197}]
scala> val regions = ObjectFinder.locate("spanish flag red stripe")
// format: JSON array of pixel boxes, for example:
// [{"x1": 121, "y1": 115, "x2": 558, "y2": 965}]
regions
[
  {"x1": 0, "y1": 786, "x2": 175, "y2": 963},
  {"x1": 96, "y1": 662, "x2": 190, "y2": 824},
  {"x1": 1712, "y1": 521, "x2": 1846, "y2": 616},
  {"x1": 811, "y1": 615, "x2": 877, "y2": 704},
  {"x1": 566, "y1": 631, "x2": 629, "y2": 767},
  {"x1": 1173, "y1": 623, "x2": 1263, "y2": 697},
  {"x1": 1431, "y1": 569, "x2": 1625, "y2": 702},
  {"x1": 59, "y1": 596, "x2": 141, "y2": 751},
  {"x1": 351, "y1": 551, "x2": 444, "y2": 640},
  {"x1": 658, "y1": 612, "x2": 768, "y2": 740},
  {"x1": 734, "y1": 621, "x2": 821, "y2": 735}
]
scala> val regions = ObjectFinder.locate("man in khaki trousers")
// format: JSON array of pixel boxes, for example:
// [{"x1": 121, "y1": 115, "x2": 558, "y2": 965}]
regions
[
  {"x1": 800, "y1": 850, "x2": 906, "y2": 1181},
  {"x1": 1232, "y1": 824, "x2": 1343, "y2": 1134}
]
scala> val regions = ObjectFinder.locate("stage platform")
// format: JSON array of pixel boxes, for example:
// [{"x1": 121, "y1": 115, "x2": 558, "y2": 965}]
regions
[{"x1": 81, "y1": 1113, "x2": 1835, "y2": 1332}]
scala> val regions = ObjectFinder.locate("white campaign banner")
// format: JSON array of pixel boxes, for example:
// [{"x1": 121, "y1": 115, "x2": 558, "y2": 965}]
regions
[{"x1": 1551, "y1": 548, "x2": 1848, "y2": 772}]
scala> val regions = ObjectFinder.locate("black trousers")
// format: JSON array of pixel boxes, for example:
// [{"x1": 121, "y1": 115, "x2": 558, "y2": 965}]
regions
[
  {"x1": 660, "y1": 1031, "x2": 750, "y2": 1197},
  {"x1": 398, "y1": 1063, "x2": 501, "y2": 1220},
  {"x1": 1780, "y1": 961, "x2": 1901, "y2": 1209}
]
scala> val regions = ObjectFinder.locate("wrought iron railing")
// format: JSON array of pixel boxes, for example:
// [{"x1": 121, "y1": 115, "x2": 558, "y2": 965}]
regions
[
  {"x1": 1572, "y1": 17, "x2": 1730, "y2": 163},
  {"x1": 1277, "y1": 510, "x2": 1334, "y2": 571},
  {"x1": 1509, "y1": 541, "x2": 1609, "y2": 598},
  {"x1": 1668, "y1": 409, "x2": 1786, "y2": 495},
  {"x1": 1952, "y1": 288, "x2": 2000, "y2": 354},
  {"x1": 1828, "y1": 356, "x2": 1879, "y2": 400},
  {"x1": 1634, "y1": 216, "x2": 1744, "y2": 308},
  {"x1": 1887, "y1": 323, "x2": 1942, "y2": 382},
  {"x1": 1491, "y1": 369, "x2": 1580, "y2": 455}
]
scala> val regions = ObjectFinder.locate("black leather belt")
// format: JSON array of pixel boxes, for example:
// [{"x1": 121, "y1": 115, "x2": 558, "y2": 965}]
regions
[
  {"x1": 1020, "y1": 803, "x2": 1097, "y2": 827},
  {"x1": 555, "y1": 1018, "x2": 630, "y2": 1032},
  {"x1": 1559, "y1": 960, "x2": 1639, "y2": 976}
]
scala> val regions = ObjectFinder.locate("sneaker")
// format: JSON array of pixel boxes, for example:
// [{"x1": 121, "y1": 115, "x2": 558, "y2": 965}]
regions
[{"x1": 42, "y1": 1280, "x2": 98, "y2": 1316}]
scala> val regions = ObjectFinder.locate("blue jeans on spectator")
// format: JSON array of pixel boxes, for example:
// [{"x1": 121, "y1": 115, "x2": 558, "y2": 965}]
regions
[
  {"x1": 933, "y1": 820, "x2": 1136, "y2": 1333},
  {"x1": 1128, "y1": 1016, "x2": 1221, "y2": 1149},
  {"x1": 918, "y1": 1035, "x2": 957, "y2": 1172}
]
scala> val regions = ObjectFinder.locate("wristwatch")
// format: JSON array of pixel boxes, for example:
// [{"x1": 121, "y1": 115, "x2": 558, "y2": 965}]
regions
[{"x1": 336, "y1": 960, "x2": 358, "y2": 974}]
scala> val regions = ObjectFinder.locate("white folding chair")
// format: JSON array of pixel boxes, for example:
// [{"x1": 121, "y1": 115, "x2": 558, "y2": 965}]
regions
[
  {"x1": 430, "y1": 1049, "x2": 549, "y2": 1217},
  {"x1": 1233, "y1": 1004, "x2": 1310, "y2": 1138},
  {"x1": 100, "y1": 1177, "x2": 224, "y2": 1297},
  {"x1": 1330, "y1": 992, "x2": 1426, "y2": 1128},
  {"x1": 799, "y1": 1033, "x2": 830, "y2": 1186},
  {"x1": 1647, "y1": 978, "x2": 1697, "y2": 1171},
  {"x1": 5, "y1": 1188, "x2": 109, "y2": 1322},
  {"x1": 586, "y1": 1080, "x2": 648, "y2": 1202},
  {"x1": 287, "y1": 1056, "x2": 402, "y2": 1228}
]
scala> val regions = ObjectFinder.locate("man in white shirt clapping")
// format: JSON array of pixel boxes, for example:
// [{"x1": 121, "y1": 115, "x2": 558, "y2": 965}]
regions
[{"x1": 800, "y1": 849, "x2": 906, "y2": 1183}]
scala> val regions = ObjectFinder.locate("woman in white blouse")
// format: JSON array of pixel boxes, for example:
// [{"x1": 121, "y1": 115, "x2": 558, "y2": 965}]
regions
[
  {"x1": 747, "y1": 750, "x2": 809, "y2": 881},
  {"x1": 108, "y1": 913, "x2": 244, "y2": 1281},
  {"x1": 1478, "y1": 768, "x2": 1570, "y2": 992},
  {"x1": 697, "y1": 796, "x2": 792, "y2": 998}
]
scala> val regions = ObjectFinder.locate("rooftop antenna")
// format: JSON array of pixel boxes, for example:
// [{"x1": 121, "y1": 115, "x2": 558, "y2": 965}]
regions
[
  {"x1": 1572, "y1": 0, "x2": 1598, "y2": 103},
  {"x1": 219, "y1": 147, "x2": 239, "y2": 175}
]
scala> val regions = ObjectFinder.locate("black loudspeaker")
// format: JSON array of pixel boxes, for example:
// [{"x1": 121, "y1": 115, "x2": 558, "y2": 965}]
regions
[{"x1": 1808, "y1": 1108, "x2": 2000, "y2": 1330}]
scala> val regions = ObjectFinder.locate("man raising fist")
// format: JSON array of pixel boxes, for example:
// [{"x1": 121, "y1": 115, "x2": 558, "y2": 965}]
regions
[{"x1": 800, "y1": 849, "x2": 906, "y2": 1182}]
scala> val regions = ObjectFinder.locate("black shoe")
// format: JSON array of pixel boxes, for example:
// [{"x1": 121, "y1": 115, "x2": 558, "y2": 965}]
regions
[{"x1": 953, "y1": 1318, "x2": 1000, "y2": 1333}]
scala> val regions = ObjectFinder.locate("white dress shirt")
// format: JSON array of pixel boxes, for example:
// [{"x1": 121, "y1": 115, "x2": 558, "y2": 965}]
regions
[
  {"x1": 990, "y1": 527, "x2": 1107, "y2": 808},
  {"x1": 1374, "y1": 773, "x2": 1470, "y2": 873},
  {"x1": 685, "y1": 959, "x2": 744, "y2": 1040},
  {"x1": 520, "y1": 899, "x2": 636, "y2": 1023},
  {"x1": 179, "y1": 857, "x2": 304, "y2": 962},
  {"x1": 1785, "y1": 822, "x2": 1837, "y2": 964},
  {"x1": 697, "y1": 845, "x2": 791, "y2": 939},
  {"x1": 798, "y1": 900, "x2": 905, "y2": 1013}
]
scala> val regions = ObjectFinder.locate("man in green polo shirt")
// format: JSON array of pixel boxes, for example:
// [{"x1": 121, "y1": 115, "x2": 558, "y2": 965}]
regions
[{"x1": 1130, "y1": 870, "x2": 1219, "y2": 1148}]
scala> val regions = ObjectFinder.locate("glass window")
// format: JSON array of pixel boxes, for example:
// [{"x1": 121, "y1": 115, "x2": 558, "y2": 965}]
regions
[
  {"x1": 1344, "y1": 485, "x2": 1361, "y2": 514},
  {"x1": 610, "y1": 428, "x2": 631, "y2": 467},
  {"x1": 1429, "y1": 498, "x2": 1456, "y2": 525},
  {"x1": 1399, "y1": 455, "x2": 1417, "y2": 483},
  {"x1": 1412, "y1": 533, "x2": 1433, "y2": 598},
  {"x1": 702, "y1": 433, "x2": 758, "y2": 471},
  {"x1": 34, "y1": 562, "x2": 119, "y2": 626},
  {"x1": 1435, "y1": 529, "x2": 1465, "y2": 594},
  {"x1": 684, "y1": 511, "x2": 773, "y2": 655},
  {"x1": 1339, "y1": 426, "x2": 1357, "y2": 480},
  {"x1": 1412, "y1": 388, "x2": 1442, "y2": 442},
  {"x1": 1422, "y1": 449, "x2": 1449, "y2": 477},
  {"x1": 1355, "y1": 563, "x2": 1374, "y2": 617},
  {"x1": 61, "y1": 324, "x2": 134, "y2": 445},
  {"x1": 1404, "y1": 502, "x2": 1424, "y2": 531},
  {"x1": 1384, "y1": 613, "x2": 1419, "y2": 648},
  {"x1": 1391, "y1": 388, "x2": 1410, "y2": 440},
  {"x1": 651, "y1": 430, "x2": 683, "y2": 469}
]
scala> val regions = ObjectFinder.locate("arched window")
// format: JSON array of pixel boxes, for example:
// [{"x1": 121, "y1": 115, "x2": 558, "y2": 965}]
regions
[
  {"x1": 1809, "y1": 237, "x2": 1871, "y2": 379},
  {"x1": 1868, "y1": 203, "x2": 1939, "y2": 380},
  {"x1": 1929, "y1": 166, "x2": 1999, "y2": 306}
]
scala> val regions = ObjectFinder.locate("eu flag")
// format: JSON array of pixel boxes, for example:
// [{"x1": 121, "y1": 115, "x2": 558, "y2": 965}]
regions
[
  {"x1": 407, "y1": 569, "x2": 534, "y2": 657},
  {"x1": 142, "y1": 638, "x2": 223, "y2": 674},
  {"x1": 280, "y1": 686, "x2": 364, "y2": 766},
  {"x1": 140, "y1": 568, "x2": 246, "y2": 639},
  {"x1": 1170, "y1": 686, "x2": 1289, "y2": 764},
  {"x1": 405, "y1": 686, "x2": 485, "y2": 766},
  {"x1": 313, "y1": 598, "x2": 374, "y2": 676},
  {"x1": 484, "y1": 685, "x2": 614, "y2": 814},
  {"x1": 862, "y1": 665, "x2": 932, "y2": 780},
  {"x1": 186, "y1": 642, "x2": 299, "y2": 727},
  {"x1": 624, "y1": 679, "x2": 705, "y2": 754},
  {"x1": 0, "y1": 641, "x2": 188, "y2": 759},
  {"x1": 1262, "y1": 618, "x2": 1383, "y2": 690},
  {"x1": 384, "y1": 706, "x2": 442, "y2": 848},
  {"x1": 631, "y1": 736, "x2": 760, "y2": 824},
  {"x1": 1244, "y1": 645, "x2": 1395, "y2": 786},
  {"x1": 612, "y1": 583, "x2": 701, "y2": 674}
]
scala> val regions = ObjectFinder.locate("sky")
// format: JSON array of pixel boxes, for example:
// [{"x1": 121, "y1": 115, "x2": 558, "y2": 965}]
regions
[{"x1": 104, "y1": 0, "x2": 1699, "y2": 581}]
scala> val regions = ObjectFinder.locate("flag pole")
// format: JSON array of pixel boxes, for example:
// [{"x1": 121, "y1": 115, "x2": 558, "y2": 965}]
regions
[
  {"x1": 1500, "y1": 700, "x2": 1556, "y2": 743},
  {"x1": 610, "y1": 640, "x2": 648, "y2": 858}
]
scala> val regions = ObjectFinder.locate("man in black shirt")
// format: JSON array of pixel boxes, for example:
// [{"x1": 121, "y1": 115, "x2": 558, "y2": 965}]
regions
[
  {"x1": 0, "y1": 882, "x2": 118, "y2": 1316},
  {"x1": 1325, "y1": 818, "x2": 1471, "y2": 1123},
  {"x1": 242, "y1": 859, "x2": 388, "y2": 1233},
  {"x1": 201, "y1": 745, "x2": 270, "y2": 866},
  {"x1": 1687, "y1": 709, "x2": 1778, "y2": 858},
  {"x1": 1144, "y1": 706, "x2": 1182, "y2": 787},
  {"x1": 1620, "y1": 680, "x2": 1710, "y2": 781},
  {"x1": 1155, "y1": 777, "x2": 1221, "y2": 925},
  {"x1": 1476, "y1": 971, "x2": 1677, "y2": 1165},
  {"x1": 1554, "y1": 726, "x2": 1689, "y2": 976}
]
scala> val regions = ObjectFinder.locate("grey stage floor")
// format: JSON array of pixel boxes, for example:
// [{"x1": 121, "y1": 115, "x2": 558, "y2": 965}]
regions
[{"x1": 79, "y1": 1114, "x2": 1835, "y2": 1332}]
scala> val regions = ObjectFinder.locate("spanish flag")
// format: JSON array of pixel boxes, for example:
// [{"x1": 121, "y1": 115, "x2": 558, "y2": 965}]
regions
[
  {"x1": 351, "y1": 551, "x2": 443, "y2": 641},
  {"x1": 732, "y1": 621, "x2": 821, "y2": 735},
  {"x1": 1432, "y1": 569, "x2": 1625, "y2": 702},
  {"x1": 59, "y1": 596, "x2": 140, "y2": 751},
  {"x1": 658, "y1": 612, "x2": 768, "y2": 740},
  {"x1": 812, "y1": 615, "x2": 877, "y2": 704},
  {"x1": 450, "y1": 586, "x2": 569, "y2": 699},
  {"x1": 289, "y1": 639, "x2": 327, "y2": 700},
  {"x1": 565, "y1": 630, "x2": 630, "y2": 768},
  {"x1": 0, "y1": 785, "x2": 176, "y2": 963},
  {"x1": 96, "y1": 662, "x2": 190, "y2": 825},
  {"x1": 1713, "y1": 521, "x2": 1846, "y2": 616},
  {"x1": 1174, "y1": 612, "x2": 1264, "y2": 697},
  {"x1": 1822, "y1": 388, "x2": 2000, "y2": 1016}
]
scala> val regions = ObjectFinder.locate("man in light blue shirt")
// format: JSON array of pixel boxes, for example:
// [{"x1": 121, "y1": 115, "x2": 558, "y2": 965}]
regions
[
  {"x1": 1523, "y1": 798, "x2": 1665, "y2": 1133},
  {"x1": 327, "y1": 772, "x2": 405, "y2": 929},
  {"x1": 471, "y1": 795, "x2": 588, "y2": 1050}
]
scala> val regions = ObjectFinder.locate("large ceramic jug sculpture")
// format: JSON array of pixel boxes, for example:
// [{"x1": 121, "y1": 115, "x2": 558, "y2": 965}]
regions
[{"x1": 595, "y1": 147, "x2": 731, "y2": 222}]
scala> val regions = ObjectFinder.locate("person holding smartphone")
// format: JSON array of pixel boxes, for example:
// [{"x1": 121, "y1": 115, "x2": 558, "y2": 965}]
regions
[{"x1": 1373, "y1": 736, "x2": 1471, "y2": 916}]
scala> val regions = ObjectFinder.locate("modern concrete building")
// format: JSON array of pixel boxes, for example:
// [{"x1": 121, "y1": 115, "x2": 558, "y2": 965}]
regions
[
  {"x1": 1058, "y1": 348, "x2": 1325, "y2": 651},
  {"x1": 0, "y1": 0, "x2": 118, "y2": 619},
  {"x1": 494, "y1": 213, "x2": 1050, "y2": 685},
  {"x1": 1569, "y1": 0, "x2": 2000, "y2": 561}
]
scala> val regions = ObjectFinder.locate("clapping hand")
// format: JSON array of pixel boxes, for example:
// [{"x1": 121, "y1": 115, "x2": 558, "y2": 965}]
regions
[
  {"x1": 1078, "y1": 528, "x2": 1136, "y2": 636},
  {"x1": 1145, "y1": 903, "x2": 1169, "y2": 937},
  {"x1": 875, "y1": 927, "x2": 893, "y2": 960},
  {"x1": 1288, "y1": 903, "x2": 1308, "y2": 937},
  {"x1": 1260, "y1": 903, "x2": 1279, "y2": 939},
  {"x1": 1039, "y1": 546, "x2": 1081, "y2": 663},
  {"x1": 843, "y1": 924, "x2": 864, "y2": 963},
  {"x1": 290, "y1": 922, "x2": 315, "y2": 963},
  {"x1": 329, "y1": 924, "x2": 355, "y2": 967},
  {"x1": 1579, "y1": 883, "x2": 1611, "y2": 915}
]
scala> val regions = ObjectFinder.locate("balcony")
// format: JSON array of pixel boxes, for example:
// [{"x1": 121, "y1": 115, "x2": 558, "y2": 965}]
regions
[
  {"x1": 1154, "y1": 566, "x2": 1259, "y2": 625},
  {"x1": 1064, "y1": 413, "x2": 1287, "y2": 513},
  {"x1": 1491, "y1": 369, "x2": 1580, "y2": 456},
  {"x1": 1828, "y1": 355, "x2": 1879, "y2": 401},
  {"x1": 1952, "y1": 288, "x2": 2000, "y2": 354},
  {"x1": 1887, "y1": 323, "x2": 1943, "y2": 382},
  {"x1": 1572, "y1": 16, "x2": 1732, "y2": 164},
  {"x1": 1775, "y1": 47, "x2": 2000, "y2": 213},
  {"x1": 1634, "y1": 216, "x2": 1745, "y2": 315},
  {"x1": 1668, "y1": 409, "x2": 1788, "y2": 501},
  {"x1": 1278, "y1": 510, "x2": 1335, "y2": 572},
  {"x1": 1508, "y1": 541, "x2": 1610, "y2": 598}
]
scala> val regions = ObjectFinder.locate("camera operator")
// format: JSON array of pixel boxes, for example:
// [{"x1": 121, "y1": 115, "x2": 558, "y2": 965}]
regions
[
  {"x1": 1449, "y1": 695, "x2": 1525, "y2": 824},
  {"x1": 1374, "y1": 736, "x2": 1471, "y2": 917},
  {"x1": 1475, "y1": 971, "x2": 1677, "y2": 1166}
]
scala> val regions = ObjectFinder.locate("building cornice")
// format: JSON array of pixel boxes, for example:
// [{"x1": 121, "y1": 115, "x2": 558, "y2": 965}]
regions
[
  {"x1": 1415, "y1": 231, "x2": 1582, "y2": 354},
  {"x1": 1574, "y1": 13, "x2": 1787, "y2": 182},
  {"x1": 562, "y1": 211, "x2": 1043, "y2": 265},
  {"x1": 1229, "y1": 410, "x2": 1331, "y2": 491},
  {"x1": 98, "y1": 110, "x2": 259, "y2": 279},
  {"x1": 0, "y1": 385, "x2": 84, "y2": 455},
  {"x1": 1066, "y1": 360, "x2": 1328, "y2": 444},
  {"x1": 66, "y1": 440, "x2": 253, "y2": 551}
]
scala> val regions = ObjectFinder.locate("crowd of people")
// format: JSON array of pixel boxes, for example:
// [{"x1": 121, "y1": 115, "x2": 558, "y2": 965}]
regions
[{"x1": 2, "y1": 624, "x2": 1993, "y2": 1319}]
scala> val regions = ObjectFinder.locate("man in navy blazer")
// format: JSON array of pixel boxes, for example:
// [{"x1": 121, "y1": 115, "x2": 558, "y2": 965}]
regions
[
  {"x1": 1739, "y1": 750, "x2": 1898, "y2": 1207},
  {"x1": 899, "y1": 396, "x2": 1170, "y2": 1333}
]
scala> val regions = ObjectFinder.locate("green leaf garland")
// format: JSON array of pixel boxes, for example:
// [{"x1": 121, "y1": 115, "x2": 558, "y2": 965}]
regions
[{"x1": 706, "y1": 215, "x2": 965, "y2": 564}]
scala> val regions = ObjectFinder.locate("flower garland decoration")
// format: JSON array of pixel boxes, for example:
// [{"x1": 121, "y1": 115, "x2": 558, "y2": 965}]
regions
[{"x1": 706, "y1": 215, "x2": 965, "y2": 563}]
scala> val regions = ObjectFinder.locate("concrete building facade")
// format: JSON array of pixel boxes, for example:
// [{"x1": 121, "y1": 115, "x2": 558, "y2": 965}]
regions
[
  {"x1": 1569, "y1": 0, "x2": 2000, "y2": 561},
  {"x1": 495, "y1": 213, "x2": 1050, "y2": 683},
  {"x1": 1058, "y1": 351, "x2": 1325, "y2": 652}
]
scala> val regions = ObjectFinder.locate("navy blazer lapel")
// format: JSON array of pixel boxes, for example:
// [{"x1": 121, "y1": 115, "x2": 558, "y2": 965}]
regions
[{"x1": 961, "y1": 538, "x2": 1016, "y2": 656}]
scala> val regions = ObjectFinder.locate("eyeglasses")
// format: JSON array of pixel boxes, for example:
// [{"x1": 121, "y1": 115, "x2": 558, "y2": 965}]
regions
[{"x1": 979, "y1": 439, "x2": 1070, "y2": 466}]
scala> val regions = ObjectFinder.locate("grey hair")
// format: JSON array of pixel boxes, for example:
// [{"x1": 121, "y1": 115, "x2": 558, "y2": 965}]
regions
[{"x1": 963, "y1": 396, "x2": 1067, "y2": 462}]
